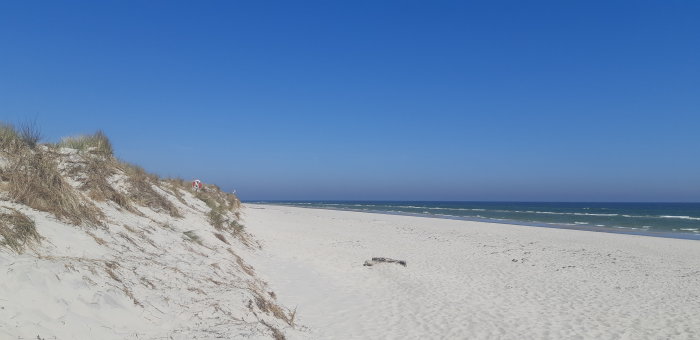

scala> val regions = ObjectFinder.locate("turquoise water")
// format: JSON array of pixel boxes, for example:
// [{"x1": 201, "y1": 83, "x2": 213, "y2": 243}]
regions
[{"x1": 253, "y1": 201, "x2": 700, "y2": 240}]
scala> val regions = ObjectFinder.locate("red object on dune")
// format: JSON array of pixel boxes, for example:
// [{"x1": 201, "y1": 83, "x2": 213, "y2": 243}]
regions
[{"x1": 192, "y1": 179, "x2": 203, "y2": 191}]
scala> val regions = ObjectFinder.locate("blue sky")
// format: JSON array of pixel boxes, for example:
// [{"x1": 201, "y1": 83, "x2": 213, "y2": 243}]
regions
[{"x1": 1, "y1": 1, "x2": 699, "y2": 201}]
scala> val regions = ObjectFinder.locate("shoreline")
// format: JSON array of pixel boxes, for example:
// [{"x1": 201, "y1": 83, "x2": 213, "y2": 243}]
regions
[
  {"x1": 245, "y1": 204, "x2": 700, "y2": 339},
  {"x1": 252, "y1": 203, "x2": 700, "y2": 241}
]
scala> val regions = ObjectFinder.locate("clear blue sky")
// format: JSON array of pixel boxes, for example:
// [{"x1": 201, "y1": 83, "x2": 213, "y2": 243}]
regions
[{"x1": 1, "y1": 1, "x2": 699, "y2": 202}]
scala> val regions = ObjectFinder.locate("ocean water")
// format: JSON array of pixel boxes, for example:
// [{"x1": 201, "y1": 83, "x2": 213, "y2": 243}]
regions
[{"x1": 254, "y1": 201, "x2": 700, "y2": 239}]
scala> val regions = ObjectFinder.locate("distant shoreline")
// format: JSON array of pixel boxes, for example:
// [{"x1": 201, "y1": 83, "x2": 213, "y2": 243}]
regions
[{"x1": 252, "y1": 202, "x2": 700, "y2": 241}]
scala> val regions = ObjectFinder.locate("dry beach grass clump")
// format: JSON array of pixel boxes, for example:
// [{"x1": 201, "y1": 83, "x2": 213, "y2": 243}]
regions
[
  {"x1": 0, "y1": 207, "x2": 39, "y2": 253},
  {"x1": 0, "y1": 122, "x2": 245, "y2": 251}
]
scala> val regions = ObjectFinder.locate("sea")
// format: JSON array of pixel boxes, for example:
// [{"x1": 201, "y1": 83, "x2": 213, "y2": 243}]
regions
[{"x1": 252, "y1": 201, "x2": 700, "y2": 240}]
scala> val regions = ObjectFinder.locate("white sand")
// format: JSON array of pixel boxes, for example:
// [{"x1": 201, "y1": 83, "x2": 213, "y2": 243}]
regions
[{"x1": 245, "y1": 204, "x2": 700, "y2": 339}]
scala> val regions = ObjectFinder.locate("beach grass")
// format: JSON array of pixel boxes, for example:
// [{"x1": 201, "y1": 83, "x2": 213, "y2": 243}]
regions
[
  {"x1": 59, "y1": 131, "x2": 113, "y2": 155},
  {"x1": 0, "y1": 208, "x2": 39, "y2": 253},
  {"x1": 1, "y1": 146, "x2": 104, "y2": 226}
]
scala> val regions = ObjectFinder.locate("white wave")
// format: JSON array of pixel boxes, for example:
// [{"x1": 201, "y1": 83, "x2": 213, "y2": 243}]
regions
[
  {"x1": 421, "y1": 207, "x2": 487, "y2": 212},
  {"x1": 659, "y1": 215, "x2": 700, "y2": 221}
]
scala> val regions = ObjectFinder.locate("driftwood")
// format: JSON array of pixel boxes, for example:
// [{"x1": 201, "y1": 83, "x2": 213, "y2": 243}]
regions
[{"x1": 363, "y1": 257, "x2": 407, "y2": 267}]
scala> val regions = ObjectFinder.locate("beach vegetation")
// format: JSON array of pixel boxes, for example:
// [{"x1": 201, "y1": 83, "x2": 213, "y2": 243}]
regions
[
  {"x1": 121, "y1": 163, "x2": 182, "y2": 218},
  {"x1": 230, "y1": 219, "x2": 245, "y2": 234},
  {"x1": 0, "y1": 208, "x2": 39, "y2": 253},
  {"x1": 183, "y1": 230, "x2": 202, "y2": 245},
  {"x1": 0, "y1": 123, "x2": 21, "y2": 150},
  {"x1": 1, "y1": 147, "x2": 103, "y2": 226},
  {"x1": 260, "y1": 320, "x2": 286, "y2": 340},
  {"x1": 213, "y1": 232, "x2": 229, "y2": 244},
  {"x1": 209, "y1": 207, "x2": 225, "y2": 230},
  {"x1": 162, "y1": 177, "x2": 188, "y2": 205},
  {"x1": 59, "y1": 130, "x2": 113, "y2": 155},
  {"x1": 80, "y1": 156, "x2": 133, "y2": 211},
  {"x1": 252, "y1": 288, "x2": 296, "y2": 326},
  {"x1": 1, "y1": 121, "x2": 43, "y2": 151},
  {"x1": 17, "y1": 120, "x2": 42, "y2": 149}
]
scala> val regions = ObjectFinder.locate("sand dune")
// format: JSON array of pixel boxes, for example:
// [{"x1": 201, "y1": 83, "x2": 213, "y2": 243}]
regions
[
  {"x1": 246, "y1": 204, "x2": 700, "y2": 339},
  {"x1": 0, "y1": 143, "x2": 298, "y2": 339}
]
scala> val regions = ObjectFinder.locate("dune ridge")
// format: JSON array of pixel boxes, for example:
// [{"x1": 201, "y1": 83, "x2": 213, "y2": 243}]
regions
[{"x1": 0, "y1": 126, "x2": 298, "y2": 339}]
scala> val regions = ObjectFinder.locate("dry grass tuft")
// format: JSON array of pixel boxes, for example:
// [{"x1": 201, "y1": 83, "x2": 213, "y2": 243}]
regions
[
  {"x1": 251, "y1": 286, "x2": 296, "y2": 327},
  {"x1": 1, "y1": 121, "x2": 43, "y2": 152},
  {"x1": 59, "y1": 130, "x2": 113, "y2": 155},
  {"x1": 214, "y1": 232, "x2": 229, "y2": 244},
  {"x1": 105, "y1": 266, "x2": 122, "y2": 283},
  {"x1": 0, "y1": 208, "x2": 39, "y2": 253},
  {"x1": 165, "y1": 177, "x2": 188, "y2": 188},
  {"x1": 86, "y1": 230, "x2": 108, "y2": 245},
  {"x1": 0, "y1": 123, "x2": 22, "y2": 151},
  {"x1": 17, "y1": 120, "x2": 42, "y2": 149},
  {"x1": 162, "y1": 178, "x2": 188, "y2": 205},
  {"x1": 121, "y1": 163, "x2": 181, "y2": 217},
  {"x1": 195, "y1": 188, "x2": 249, "y2": 245},
  {"x1": 80, "y1": 156, "x2": 132, "y2": 211},
  {"x1": 208, "y1": 206, "x2": 225, "y2": 230},
  {"x1": 230, "y1": 220, "x2": 245, "y2": 234},
  {"x1": 183, "y1": 230, "x2": 202, "y2": 245},
  {"x1": 1, "y1": 149, "x2": 103, "y2": 226},
  {"x1": 55, "y1": 131, "x2": 132, "y2": 210},
  {"x1": 260, "y1": 320, "x2": 286, "y2": 340},
  {"x1": 228, "y1": 248, "x2": 256, "y2": 276}
]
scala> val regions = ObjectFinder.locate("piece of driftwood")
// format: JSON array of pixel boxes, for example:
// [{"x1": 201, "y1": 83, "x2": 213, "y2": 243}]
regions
[{"x1": 363, "y1": 257, "x2": 407, "y2": 267}]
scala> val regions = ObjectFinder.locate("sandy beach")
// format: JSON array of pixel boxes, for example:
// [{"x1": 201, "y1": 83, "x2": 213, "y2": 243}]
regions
[{"x1": 246, "y1": 204, "x2": 700, "y2": 339}]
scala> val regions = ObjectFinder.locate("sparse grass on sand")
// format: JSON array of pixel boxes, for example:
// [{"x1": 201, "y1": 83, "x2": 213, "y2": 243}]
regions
[
  {"x1": 0, "y1": 208, "x2": 39, "y2": 253},
  {"x1": 1, "y1": 146, "x2": 103, "y2": 226},
  {"x1": 58, "y1": 131, "x2": 113, "y2": 155},
  {"x1": 17, "y1": 120, "x2": 43, "y2": 149},
  {"x1": 183, "y1": 230, "x2": 202, "y2": 245},
  {"x1": 1, "y1": 120, "x2": 243, "y2": 242},
  {"x1": 80, "y1": 156, "x2": 133, "y2": 211},
  {"x1": 195, "y1": 189, "x2": 250, "y2": 245},
  {"x1": 56, "y1": 131, "x2": 180, "y2": 217},
  {"x1": 0, "y1": 123, "x2": 20, "y2": 150},
  {"x1": 120, "y1": 163, "x2": 182, "y2": 218},
  {"x1": 0, "y1": 121, "x2": 42, "y2": 151}
]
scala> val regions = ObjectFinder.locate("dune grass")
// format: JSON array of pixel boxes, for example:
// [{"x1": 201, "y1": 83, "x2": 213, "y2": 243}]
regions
[
  {"x1": 213, "y1": 232, "x2": 229, "y2": 244},
  {"x1": 0, "y1": 208, "x2": 40, "y2": 253},
  {"x1": 162, "y1": 178, "x2": 189, "y2": 205},
  {"x1": 59, "y1": 131, "x2": 113, "y2": 155},
  {"x1": 0, "y1": 123, "x2": 20, "y2": 150},
  {"x1": 121, "y1": 163, "x2": 182, "y2": 218},
  {"x1": 197, "y1": 189, "x2": 248, "y2": 246},
  {"x1": 17, "y1": 120, "x2": 42, "y2": 149},
  {"x1": 1, "y1": 121, "x2": 245, "y2": 234},
  {"x1": 183, "y1": 230, "x2": 202, "y2": 245},
  {"x1": 1, "y1": 148, "x2": 103, "y2": 226},
  {"x1": 80, "y1": 156, "x2": 133, "y2": 211},
  {"x1": 1, "y1": 123, "x2": 103, "y2": 226},
  {"x1": 0, "y1": 122, "x2": 41, "y2": 151},
  {"x1": 209, "y1": 207, "x2": 226, "y2": 230}
]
